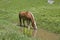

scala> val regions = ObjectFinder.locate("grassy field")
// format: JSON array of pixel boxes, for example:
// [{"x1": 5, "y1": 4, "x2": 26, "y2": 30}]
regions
[{"x1": 0, "y1": 0, "x2": 60, "y2": 40}]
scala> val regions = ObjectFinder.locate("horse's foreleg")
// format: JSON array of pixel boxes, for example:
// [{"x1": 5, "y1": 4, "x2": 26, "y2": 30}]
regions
[{"x1": 27, "y1": 20, "x2": 31, "y2": 30}]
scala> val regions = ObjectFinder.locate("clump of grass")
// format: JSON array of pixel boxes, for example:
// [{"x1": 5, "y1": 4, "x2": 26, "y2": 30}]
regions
[{"x1": 23, "y1": 28, "x2": 33, "y2": 37}]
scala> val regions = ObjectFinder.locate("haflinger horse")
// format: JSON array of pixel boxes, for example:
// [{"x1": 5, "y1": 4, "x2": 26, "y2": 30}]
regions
[{"x1": 19, "y1": 11, "x2": 37, "y2": 30}]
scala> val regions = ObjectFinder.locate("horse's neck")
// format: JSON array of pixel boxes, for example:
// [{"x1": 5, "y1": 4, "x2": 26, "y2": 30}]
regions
[
  {"x1": 29, "y1": 12, "x2": 37, "y2": 29},
  {"x1": 30, "y1": 13, "x2": 36, "y2": 26},
  {"x1": 30, "y1": 12, "x2": 35, "y2": 23},
  {"x1": 27, "y1": 11, "x2": 36, "y2": 25}
]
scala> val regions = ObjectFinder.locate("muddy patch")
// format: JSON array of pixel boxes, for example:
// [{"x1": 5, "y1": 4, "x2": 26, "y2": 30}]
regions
[
  {"x1": 36, "y1": 29, "x2": 60, "y2": 40},
  {"x1": 19, "y1": 27, "x2": 60, "y2": 40}
]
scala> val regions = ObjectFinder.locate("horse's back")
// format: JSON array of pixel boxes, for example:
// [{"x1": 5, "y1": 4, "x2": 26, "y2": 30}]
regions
[{"x1": 19, "y1": 11, "x2": 33, "y2": 19}]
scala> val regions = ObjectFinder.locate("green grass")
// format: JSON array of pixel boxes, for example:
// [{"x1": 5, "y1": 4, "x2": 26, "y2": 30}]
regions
[{"x1": 0, "y1": 0, "x2": 60, "y2": 40}]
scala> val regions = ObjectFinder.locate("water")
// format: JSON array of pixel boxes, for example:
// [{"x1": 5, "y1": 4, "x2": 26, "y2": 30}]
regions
[{"x1": 19, "y1": 27, "x2": 60, "y2": 40}]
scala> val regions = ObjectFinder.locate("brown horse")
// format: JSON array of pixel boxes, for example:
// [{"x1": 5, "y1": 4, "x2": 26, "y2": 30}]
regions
[{"x1": 19, "y1": 11, "x2": 37, "y2": 30}]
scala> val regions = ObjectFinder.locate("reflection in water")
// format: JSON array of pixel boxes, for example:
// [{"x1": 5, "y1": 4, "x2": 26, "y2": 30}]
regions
[
  {"x1": 32, "y1": 30, "x2": 37, "y2": 37},
  {"x1": 19, "y1": 27, "x2": 37, "y2": 37},
  {"x1": 19, "y1": 27, "x2": 60, "y2": 40}
]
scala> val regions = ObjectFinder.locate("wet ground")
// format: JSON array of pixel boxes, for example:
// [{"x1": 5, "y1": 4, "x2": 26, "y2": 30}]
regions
[
  {"x1": 36, "y1": 29, "x2": 60, "y2": 40},
  {"x1": 19, "y1": 27, "x2": 60, "y2": 40}
]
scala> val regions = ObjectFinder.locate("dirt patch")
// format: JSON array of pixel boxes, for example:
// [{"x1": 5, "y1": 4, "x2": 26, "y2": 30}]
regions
[{"x1": 36, "y1": 29, "x2": 60, "y2": 40}]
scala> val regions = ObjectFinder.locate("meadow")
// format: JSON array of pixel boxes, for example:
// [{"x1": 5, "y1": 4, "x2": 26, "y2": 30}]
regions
[{"x1": 0, "y1": 0, "x2": 60, "y2": 40}]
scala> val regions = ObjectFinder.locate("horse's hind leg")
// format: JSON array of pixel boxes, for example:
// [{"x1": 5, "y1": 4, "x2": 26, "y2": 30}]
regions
[
  {"x1": 19, "y1": 15, "x2": 22, "y2": 26},
  {"x1": 23, "y1": 18, "x2": 25, "y2": 27}
]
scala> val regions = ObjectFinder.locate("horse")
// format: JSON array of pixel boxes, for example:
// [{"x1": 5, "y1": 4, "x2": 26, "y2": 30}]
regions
[{"x1": 19, "y1": 11, "x2": 37, "y2": 30}]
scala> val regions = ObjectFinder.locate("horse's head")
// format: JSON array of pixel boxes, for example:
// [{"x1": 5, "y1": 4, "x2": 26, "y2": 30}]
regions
[{"x1": 33, "y1": 21, "x2": 37, "y2": 30}]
